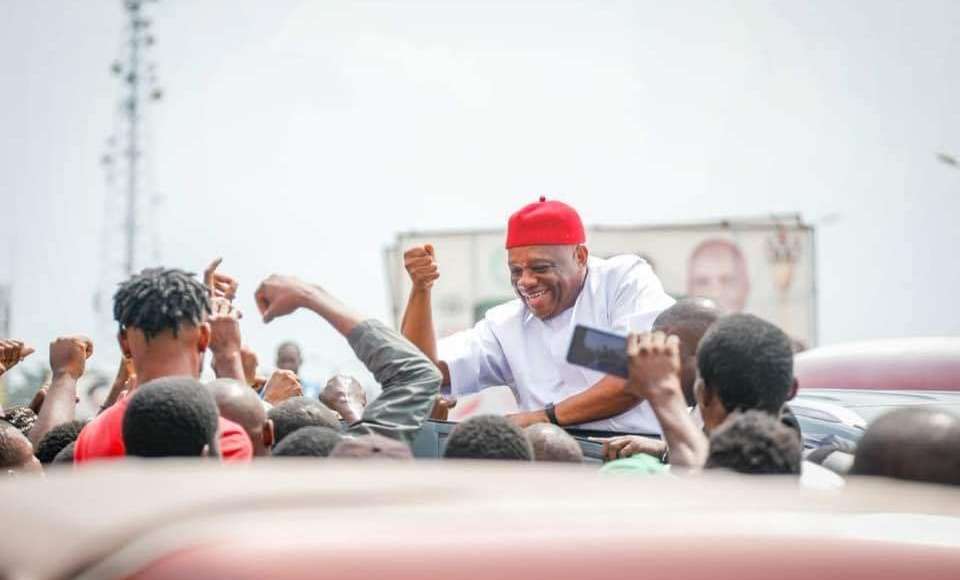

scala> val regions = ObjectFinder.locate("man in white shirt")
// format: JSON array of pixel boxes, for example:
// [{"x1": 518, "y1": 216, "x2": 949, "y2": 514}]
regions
[{"x1": 401, "y1": 197, "x2": 675, "y2": 434}]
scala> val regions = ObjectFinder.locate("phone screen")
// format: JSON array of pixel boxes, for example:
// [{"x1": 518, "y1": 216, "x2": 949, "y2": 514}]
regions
[{"x1": 566, "y1": 324, "x2": 629, "y2": 378}]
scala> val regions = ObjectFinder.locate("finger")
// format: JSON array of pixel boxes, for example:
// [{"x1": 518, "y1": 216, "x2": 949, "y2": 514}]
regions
[
  {"x1": 425, "y1": 244, "x2": 435, "y2": 257},
  {"x1": 406, "y1": 257, "x2": 436, "y2": 269},
  {"x1": 626, "y1": 333, "x2": 640, "y2": 357},
  {"x1": 637, "y1": 333, "x2": 653, "y2": 356},
  {"x1": 81, "y1": 337, "x2": 94, "y2": 357},
  {"x1": 665, "y1": 334, "x2": 681, "y2": 355},
  {"x1": 650, "y1": 331, "x2": 667, "y2": 354},
  {"x1": 19, "y1": 345, "x2": 36, "y2": 360},
  {"x1": 203, "y1": 257, "x2": 223, "y2": 288},
  {"x1": 254, "y1": 284, "x2": 271, "y2": 317}
]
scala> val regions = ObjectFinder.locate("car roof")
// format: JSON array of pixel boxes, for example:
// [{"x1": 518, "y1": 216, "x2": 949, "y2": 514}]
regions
[
  {"x1": 795, "y1": 337, "x2": 960, "y2": 390},
  {"x1": 3, "y1": 461, "x2": 960, "y2": 579}
]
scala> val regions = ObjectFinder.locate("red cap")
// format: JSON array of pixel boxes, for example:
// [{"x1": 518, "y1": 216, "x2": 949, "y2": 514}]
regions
[{"x1": 505, "y1": 196, "x2": 586, "y2": 249}]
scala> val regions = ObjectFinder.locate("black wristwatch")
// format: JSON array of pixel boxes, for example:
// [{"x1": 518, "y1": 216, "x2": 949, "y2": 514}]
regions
[{"x1": 544, "y1": 402, "x2": 560, "y2": 426}]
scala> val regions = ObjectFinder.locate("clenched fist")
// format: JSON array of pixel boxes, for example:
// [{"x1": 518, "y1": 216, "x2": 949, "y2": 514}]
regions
[
  {"x1": 624, "y1": 331, "x2": 682, "y2": 401},
  {"x1": 262, "y1": 369, "x2": 303, "y2": 405},
  {"x1": 0, "y1": 339, "x2": 35, "y2": 377},
  {"x1": 203, "y1": 257, "x2": 239, "y2": 301},
  {"x1": 404, "y1": 244, "x2": 439, "y2": 290},
  {"x1": 254, "y1": 275, "x2": 318, "y2": 323},
  {"x1": 49, "y1": 336, "x2": 94, "y2": 379},
  {"x1": 208, "y1": 297, "x2": 243, "y2": 355}
]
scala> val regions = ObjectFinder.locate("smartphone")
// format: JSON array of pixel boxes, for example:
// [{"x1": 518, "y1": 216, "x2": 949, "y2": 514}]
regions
[{"x1": 566, "y1": 324, "x2": 629, "y2": 379}]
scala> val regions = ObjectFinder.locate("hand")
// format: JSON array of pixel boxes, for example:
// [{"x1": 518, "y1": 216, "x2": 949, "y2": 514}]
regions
[
  {"x1": 28, "y1": 387, "x2": 48, "y2": 414},
  {"x1": 240, "y1": 345, "x2": 265, "y2": 388},
  {"x1": 403, "y1": 245, "x2": 439, "y2": 290},
  {"x1": 624, "y1": 331, "x2": 682, "y2": 401},
  {"x1": 208, "y1": 297, "x2": 243, "y2": 356},
  {"x1": 430, "y1": 395, "x2": 458, "y2": 421},
  {"x1": 203, "y1": 257, "x2": 239, "y2": 301},
  {"x1": 598, "y1": 435, "x2": 667, "y2": 462},
  {"x1": 506, "y1": 409, "x2": 548, "y2": 428},
  {"x1": 254, "y1": 275, "x2": 319, "y2": 323},
  {"x1": 49, "y1": 336, "x2": 94, "y2": 379},
  {"x1": 0, "y1": 339, "x2": 35, "y2": 376},
  {"x1": 262, "y1": 369, "x2": 303, "y2": 405}
]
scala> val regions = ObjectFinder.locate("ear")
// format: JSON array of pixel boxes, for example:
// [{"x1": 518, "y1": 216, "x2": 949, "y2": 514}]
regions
[
  {"x1": 575, "y1": 245, "x2": 589, "y2": 266},
  {"x1": 197, "y1": 322, "x2": 211, "y2": 353},
  {"x1": 786, "y1": 378, "x2": 799, "y2": 401},
  {"x1": 118, "y1": 329, "x2": 133, "y2": 359},
  {"x1": 263, "y1": 419, "x2": 275, "y2": 450}
]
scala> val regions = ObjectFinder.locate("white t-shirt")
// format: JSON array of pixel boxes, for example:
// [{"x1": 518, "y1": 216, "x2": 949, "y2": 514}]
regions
[{"x1": 438, "y1": 254, "x2": 675, "y2": 434}]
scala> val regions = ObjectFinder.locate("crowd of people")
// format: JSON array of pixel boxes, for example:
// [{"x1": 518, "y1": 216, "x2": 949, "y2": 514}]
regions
[{"x1": 1, "y1": 198, "x2": 958, "y2": 488}]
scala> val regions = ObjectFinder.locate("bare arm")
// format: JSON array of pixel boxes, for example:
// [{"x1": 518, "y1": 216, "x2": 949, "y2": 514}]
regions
[
  {"x1": 398, "y1": 245, "x2": 450, "y2": 385},
  {"x1": 208, "y1": 298, "x2": 246, "y2": 382},
  {"x1": 254, "y1": 274, "x2": 363, "y2": 337},
  {"x1": 509, "y1": 375, "x2": 642, "y2": 428},
  {"x1": 625, "y1": 332, "x2": 708, "y2": 469},
  {"x1": 30, "y1": 336, "x2": 92, "y2": 448}
]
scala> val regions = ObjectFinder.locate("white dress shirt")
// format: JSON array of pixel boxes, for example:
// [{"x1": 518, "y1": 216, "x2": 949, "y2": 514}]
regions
[{"x1": 438, "y1": 254, "x2": 675, "y2": 434}]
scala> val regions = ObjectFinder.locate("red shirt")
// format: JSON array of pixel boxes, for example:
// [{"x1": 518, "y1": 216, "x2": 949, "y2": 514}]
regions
[{"x1": 74, "y1": 393, "x2": 253, "y2": 463}]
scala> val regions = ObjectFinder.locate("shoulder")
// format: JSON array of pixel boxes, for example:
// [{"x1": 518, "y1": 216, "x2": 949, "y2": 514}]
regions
[{"x1": 589, "y1": 254, "x2": 656, "y2": 285}]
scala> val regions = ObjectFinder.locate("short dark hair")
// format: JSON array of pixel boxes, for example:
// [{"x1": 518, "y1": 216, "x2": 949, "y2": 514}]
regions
[
  {"x1": 123, "y1": 377, "x2": 220, "y2": 458},
  {"x1": 0, "y1": 420, "x2": 34, "y2": 469},
  {"x1": 53, "y1": 441, "x2": 77, "y2": 464},
  {"x1": 113, "y1": 268, "x2": 211, "y2": 339},
  {"x1": 851, "y1": 407, "x2": 960, "y2": 485},
  {"x1": 330, "y1": 434, "x2": 413, "y2": 460},
  {"x1": 35, "y1": 420, "x2": 87, "y2": 464},
  {"x1": 3, "y1": 406, "x2": 37, "y2": 438},
  {"x1": 443, "y1": 415, "x2": 533, "y2": 461},
  {"x1": 697, "y1": 314, "x2": 794, "y2": 414},
  {"x1": 268, "y1": 397, "x2": 341, "y2": 444},
  {"x1": 706, "y1": 411, "x2": 802, "y2": 475},
  {"x1": 524, "y1": 424, "x2": 583, "y2": 463},
  {"x1": 272, "y1": 426, "x2": 342, "y2": 457}
]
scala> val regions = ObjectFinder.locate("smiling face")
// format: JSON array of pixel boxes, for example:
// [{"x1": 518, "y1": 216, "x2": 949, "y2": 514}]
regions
[{"x1": 508, "y1": 245, "x2": 588, "y2": 320}]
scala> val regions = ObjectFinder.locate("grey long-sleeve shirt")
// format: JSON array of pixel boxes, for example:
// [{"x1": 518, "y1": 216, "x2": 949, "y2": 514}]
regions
[{"x1": 344, "y1": 319, "x2": 442, "y2": 444}]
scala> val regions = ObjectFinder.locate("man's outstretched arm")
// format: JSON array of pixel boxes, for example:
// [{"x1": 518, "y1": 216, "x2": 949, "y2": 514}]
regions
[
  {"x1": 509, "y1": 375, "x2": 642, "y2": 428},
  {"x1": 255, "y1": 275, "x2": 441, "y2": 443}
]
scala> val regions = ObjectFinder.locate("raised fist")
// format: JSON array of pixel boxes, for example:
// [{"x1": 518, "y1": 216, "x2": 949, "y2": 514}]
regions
[
  {"x1": 208, "y1": 297, "x2": 243, "y2": 356},
  {"x1": 624, "y1": 331, "x2": 682, "y2": 401},
  {"x1": 0, "y1": 339, "x2": 35, "y2": 377},
  {"x1": 403, "y1": 244, "x2": 439, "y2": 290},
  {"x1": 254, "y1": 274, "x2": 317, "y2": 323},
  {"x1": 262, "y1": 369, "x2": 303, "y2": 405},
  {"x1": 49, "y1": 336, "x2": 94, "y2": 379}
]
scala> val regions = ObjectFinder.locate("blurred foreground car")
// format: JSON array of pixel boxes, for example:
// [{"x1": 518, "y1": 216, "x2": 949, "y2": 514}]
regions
[
  {"x1": 791, "y1": 337, "x2": 960, "y2": 449},
  {"x1": 2, "y1": 461, "x2": 960, "y2": 580}
]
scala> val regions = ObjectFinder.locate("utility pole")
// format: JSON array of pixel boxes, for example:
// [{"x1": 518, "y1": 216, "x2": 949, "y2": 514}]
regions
[{"x1": 105, "y1": 0, "x2": 163, "y2": 277}]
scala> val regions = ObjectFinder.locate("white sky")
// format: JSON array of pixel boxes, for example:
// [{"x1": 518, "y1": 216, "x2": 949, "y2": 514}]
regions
[{"x1": 1, "y1": 0, "x2": 959, "y2": 384}]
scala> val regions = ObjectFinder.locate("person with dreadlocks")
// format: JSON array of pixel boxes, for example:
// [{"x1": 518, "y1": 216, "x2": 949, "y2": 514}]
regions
[{"x1": 74, "y1": 265, "x2": 253, "y2": 463}]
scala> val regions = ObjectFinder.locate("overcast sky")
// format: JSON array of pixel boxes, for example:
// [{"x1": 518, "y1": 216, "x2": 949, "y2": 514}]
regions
[{"x1": 2, "y1": 0, "x2": 959, "y2": 384}]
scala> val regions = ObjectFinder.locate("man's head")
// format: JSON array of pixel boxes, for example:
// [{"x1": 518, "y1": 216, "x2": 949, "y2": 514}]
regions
[
  {"x1": 122, "y1": 377, "x2": 220, "y2": 458},
  {"x1": 3, "y1": 406, "x2": 37, "y2": 438},
  {"x1": 114, "y1": 268, "x2": 212, "y2": 382},
  {"x1": 695, "y1": 314, "x2": 797, "y2": 433},
  {"x1": 275, "y1": 341, "x2": 303, "y2": 374},
  {"x1": 505, "y1": 197, "x2": 588, "y2": 320},
  {"x1": 320, "y1": 374, "x2": 367, "y2": 424},
  {"x1": 35, "y1": 419, "x2": 87, "y2": 464},
  {"x1": 851, "y1": 407, "x2": 960, "y2": 485},
  {"x1": 268, "y1": 397, "x2": 342, "y2": 444},
  {"x1": 0, "y1": 420, "x2": 42, "y2": 475},
  {"x1": 272, "y1": 426, "x2": 343, "y2": 458},
  {"x1": 206, "y1": 379, "x2": 274, "y2": 457},
  {"x1": 330, "y1": 434, "x2": 414, "y2": 460},
  {"x1": 653, "y1": 298, "x2": 723, "y2": 405},
  {"x1": 443, "y1": 415, "x2": 533, "y2": 461},
  {"x1": 705, "y1": 411, "x2": 802, "y2": 475},
  {"x1": 687, "y1": 239, "x2": 750, "y2": 314},
  {"x1": 524, "y1": 424, "x2": 583, "y2": 463}
]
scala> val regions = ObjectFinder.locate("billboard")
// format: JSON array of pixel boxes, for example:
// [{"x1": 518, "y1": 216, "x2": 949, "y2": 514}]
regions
[{"x1": 385, "y1": 214, "x2": 816, "y2": 346}]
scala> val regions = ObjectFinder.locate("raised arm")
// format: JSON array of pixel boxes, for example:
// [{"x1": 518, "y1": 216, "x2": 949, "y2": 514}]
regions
[
  {"x1": 29, "y1": 336, "x2": 92, "y2": 448},
  {"x1": 399, "y1": 244, "x2": 450, "y2": 385},
  {"x1": 255, "y1": 274, "x2": 441, "y2": 443},
  {"x1": 624, "y1": 331, "x2": 708, "y2": 469}
]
